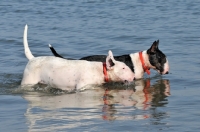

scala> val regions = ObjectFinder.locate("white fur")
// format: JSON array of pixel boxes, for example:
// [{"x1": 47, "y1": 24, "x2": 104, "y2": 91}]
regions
[
  {"x1": 162, "y1": 59, "x2": 169, "y2": 74},
  {"x1": 21, "y1": 25, "x2": 135, "y2": 90},
  {"x1": 130, "y1": 51, "x2": 147, "y2": 79},
  {"x1": 23, "y1": 25, "x2": 34, "y2": 60}
]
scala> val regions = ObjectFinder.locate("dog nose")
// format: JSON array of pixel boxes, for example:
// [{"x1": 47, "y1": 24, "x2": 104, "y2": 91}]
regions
[
  {"x1": 124, "y1": 80, "x2": 128, "y2": 83},
  {"x1": 166, "y1": 71, "x2": 169, "y2": 74}
]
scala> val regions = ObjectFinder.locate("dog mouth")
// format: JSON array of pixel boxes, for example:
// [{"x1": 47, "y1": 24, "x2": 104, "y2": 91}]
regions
[
  {"x1": 124, "y1": 77, "x2": 135, "y2": 83},
  {"x1": 123, "y1": 80, "x2": 132, "y2": 86},
  {"x1": 160, "y1": 67, "x2": 169, "y2": 75},
  {"x1": 124, "y1": 79, "x2": 133, "y2": 84},
  {"x1": 124, "y1": 80, "x2": 129, "y2": 83},
  {"x1": 154, "y1": 68, "x2": 169, "y2": 75},
  {"x1": 164, "y1": 71, "x2": 169, "y2": 74},
  {"x1": 157, "y1": 70, "x2": 169, "y2": 75}
]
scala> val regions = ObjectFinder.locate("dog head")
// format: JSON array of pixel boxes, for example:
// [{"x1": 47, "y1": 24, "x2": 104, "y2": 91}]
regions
[
  {"x1": 106, "y1": 50, "x2": 135, "y2": 82},
  {"x1": 147, "y1": 40, "x2": 169, "y2": 75}
]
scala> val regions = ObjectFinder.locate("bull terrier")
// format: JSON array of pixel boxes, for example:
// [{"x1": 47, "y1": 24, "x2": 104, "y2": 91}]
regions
[
  {"x1": 49, "y1": 41, "x2": 169, "y2": 79},
  {"x1": 21, "y1": 25, "x2": 135, "y2": 91}
]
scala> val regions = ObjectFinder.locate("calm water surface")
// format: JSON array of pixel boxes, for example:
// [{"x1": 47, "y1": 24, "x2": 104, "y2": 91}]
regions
[{"x1": 0, "y1": 0, "x2": 200, "y2": 131}]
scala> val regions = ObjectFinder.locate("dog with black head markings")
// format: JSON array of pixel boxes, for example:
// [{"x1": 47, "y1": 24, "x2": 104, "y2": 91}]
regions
[
  {"x1": 21, "y1": 25, "x2": 135, "y2": 91},
  {"x1": 49, "y1": 40, "x2": 169, "y2": 79}
]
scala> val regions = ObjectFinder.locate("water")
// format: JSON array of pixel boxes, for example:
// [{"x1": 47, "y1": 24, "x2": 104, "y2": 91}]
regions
[{"x1": 0, "y1": 0, "x2": 200, "y2": 131}]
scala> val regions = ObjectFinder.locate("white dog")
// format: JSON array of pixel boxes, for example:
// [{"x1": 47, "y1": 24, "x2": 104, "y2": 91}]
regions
[{"x1": 21, "y1": 25, "x2": 135, "y2": 90}]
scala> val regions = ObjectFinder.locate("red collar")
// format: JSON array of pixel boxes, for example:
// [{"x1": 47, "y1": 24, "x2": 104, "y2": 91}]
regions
[
  {"x1": 103, "y1": 63, "x2": 109, "y2": 82},
  {"x1": 139, "y1": 51, "x2": 150, "y2": 75}
]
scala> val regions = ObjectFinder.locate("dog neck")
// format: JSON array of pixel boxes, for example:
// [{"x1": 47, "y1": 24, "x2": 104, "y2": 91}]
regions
[
  {"x1": 97, "y1": 62, "x2": 124, "y2": 83},
  {"x1": 130, "y1": 50, "x2": 153, "y2": 79},
  {"x1": 139, "y1": 51, "x2": 150, "y2": 75}
]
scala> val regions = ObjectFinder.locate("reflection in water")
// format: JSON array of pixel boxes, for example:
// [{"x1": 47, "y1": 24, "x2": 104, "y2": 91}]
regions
[
  {"x1": 101, "y1": 79, "x2": 170, "y2": 121},
  {"x1": 22, "y1": 79, "x2": 170, "y2": 131}
]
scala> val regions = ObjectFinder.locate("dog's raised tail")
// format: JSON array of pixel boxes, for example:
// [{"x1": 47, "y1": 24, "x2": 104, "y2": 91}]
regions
[{"x1": 23, "y1": 24, "x2": 34, "y2": 60}]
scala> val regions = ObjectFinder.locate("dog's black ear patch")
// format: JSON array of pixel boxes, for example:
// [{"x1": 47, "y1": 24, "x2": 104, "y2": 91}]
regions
[{"x1": 147, "y1": 40, "x2": 159, "y2": 54}]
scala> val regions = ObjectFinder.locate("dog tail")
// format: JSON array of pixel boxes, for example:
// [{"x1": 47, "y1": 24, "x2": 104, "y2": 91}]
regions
[
  {"x1": 49, "y1": 44, "x2": 64, "y2": 58},
  {"x1": 23, "y1": 24, "x2": 34, "y2": 60}
]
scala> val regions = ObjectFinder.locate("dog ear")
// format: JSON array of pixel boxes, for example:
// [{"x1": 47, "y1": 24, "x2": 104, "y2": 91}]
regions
[
  {"x1": 106, "y1": 50, "x2": 115, "y2": 70},
  {"x1": 148, "y1": 40, "x2": 159, "y2": 53}
]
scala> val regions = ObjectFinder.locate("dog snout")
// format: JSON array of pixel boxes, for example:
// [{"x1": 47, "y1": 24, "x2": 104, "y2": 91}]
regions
[
  {"x1": 161, "y1": 71, "x2": 169, "y2": 75},
  {"x1": 131, "y1": 77, "x2": 135, "y2": 82},
  {"x1": 125, "y1": 80, "x2": 128, "y2": 83},
  {"x1": 127, "y1": 76, "x2": 135, "y2": 82},
  {"x1": 124, "y1": 77, "x2": 135, "y2": 84}
]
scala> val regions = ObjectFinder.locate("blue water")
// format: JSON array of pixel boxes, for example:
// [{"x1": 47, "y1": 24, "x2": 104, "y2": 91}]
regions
[{"x1": 1, "y1": 0, "x2": 200, "y2": 131}]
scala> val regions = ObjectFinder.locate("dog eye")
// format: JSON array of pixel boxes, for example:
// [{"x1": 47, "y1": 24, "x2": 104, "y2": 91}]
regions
[{"x1": 157, "y1": 55, "x2": 161, "y2": 62}]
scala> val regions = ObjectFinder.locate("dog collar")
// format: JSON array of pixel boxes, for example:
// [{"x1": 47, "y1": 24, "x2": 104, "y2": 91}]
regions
[
  {"x1": 139, "y1": 51, "x2": 150, "y2": 75},
  {"x1": 103, "y1": 63, "x2": 109, "y2": 82}
]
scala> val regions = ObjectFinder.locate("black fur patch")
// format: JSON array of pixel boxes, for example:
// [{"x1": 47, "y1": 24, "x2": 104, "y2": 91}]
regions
[
  {"x1": 114, "y1": 55, "x2": 134, "y2": 73},
  {"x1": 81, "y1": 55, "x2": 134, "y2": 72},
  {"x1": 80, "y1": 55, "x2": 107, "y2": 61},
  {"x1": 50, "y1": 46, "x2": 135, "y2": 72}
]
